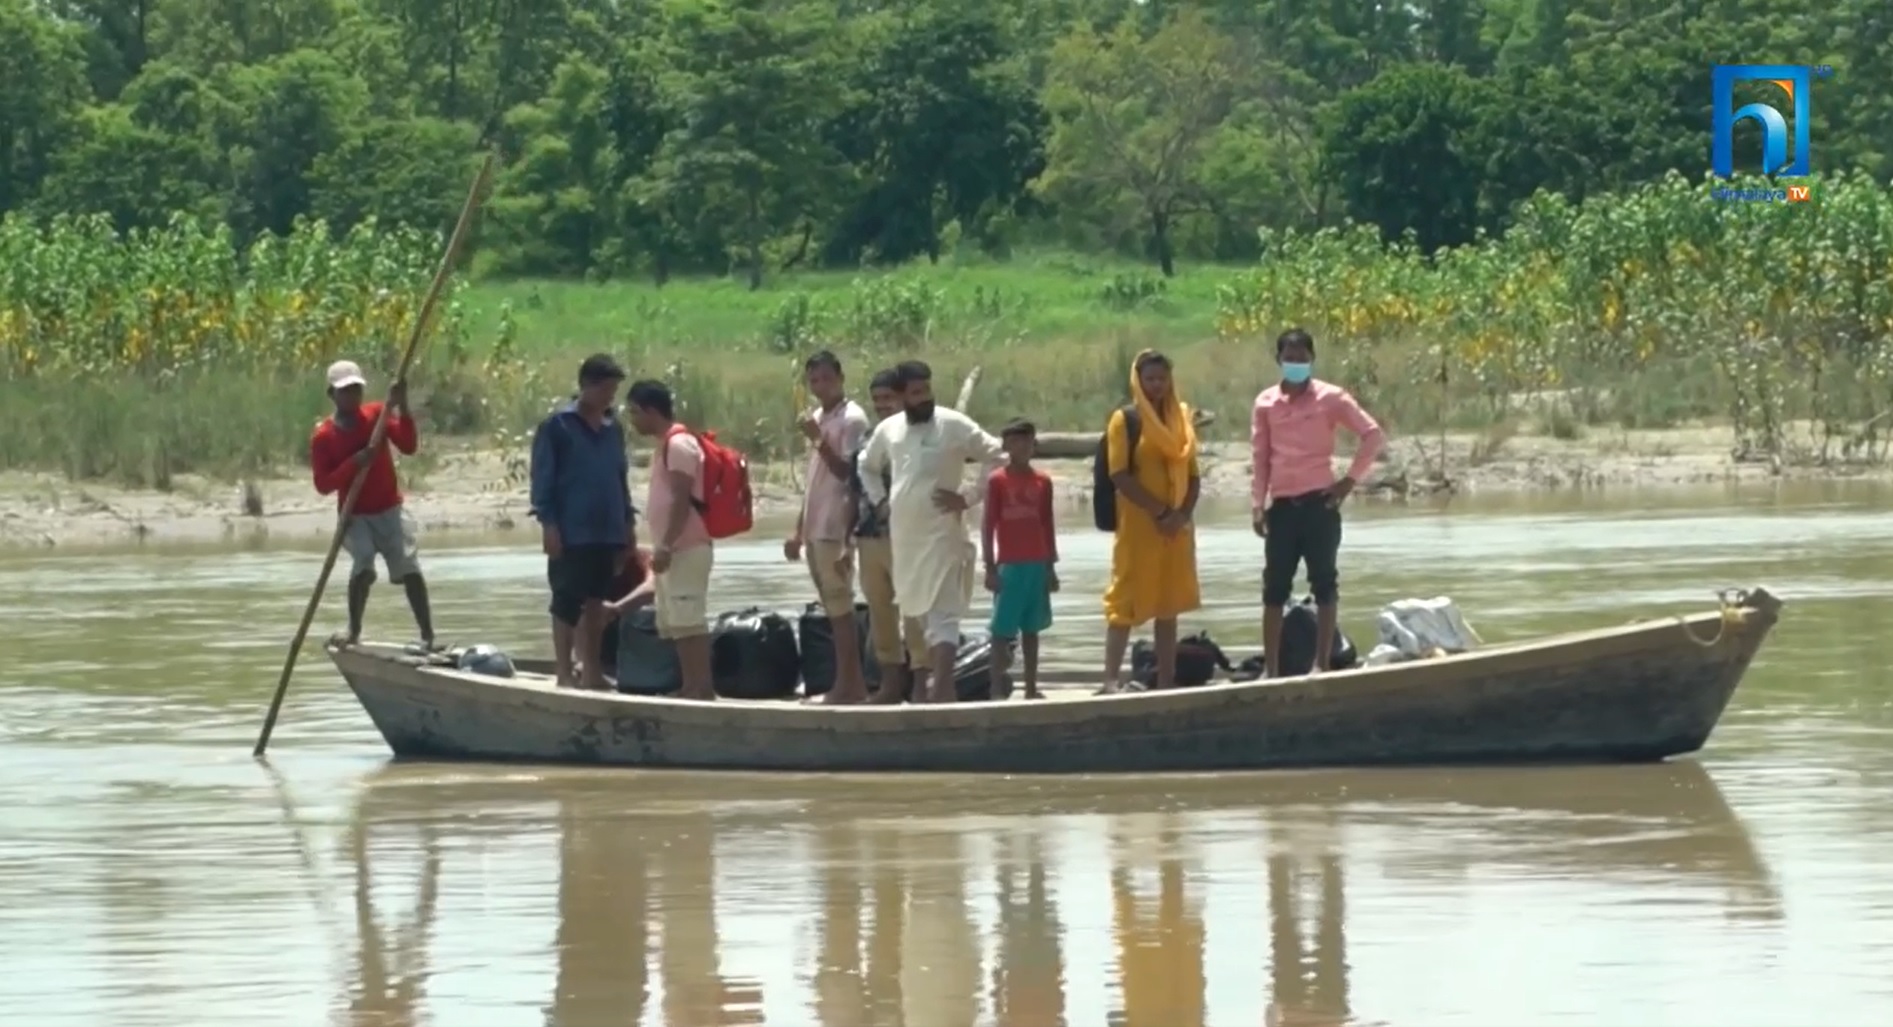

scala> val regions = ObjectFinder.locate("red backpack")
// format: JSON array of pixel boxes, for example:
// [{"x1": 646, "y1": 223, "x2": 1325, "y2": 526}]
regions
[{"x1": 661, "y1": 425, "x2": 754, "y2": 539}]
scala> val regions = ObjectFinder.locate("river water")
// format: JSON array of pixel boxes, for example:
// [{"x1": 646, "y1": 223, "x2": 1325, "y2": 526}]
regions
[{"x1": 4, "y1": 483, "x2": 1893, "y2": 1025}]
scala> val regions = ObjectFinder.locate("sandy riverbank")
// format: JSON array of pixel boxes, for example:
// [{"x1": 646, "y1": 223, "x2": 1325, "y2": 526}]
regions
[{"x1": 0, "y1": 425, "x2": 1881, "y2": 549}]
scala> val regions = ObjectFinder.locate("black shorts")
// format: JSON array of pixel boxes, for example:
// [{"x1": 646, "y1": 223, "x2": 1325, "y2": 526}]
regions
[
  {"x1": 1263, "y1": 491, "x2": 1342, "y2": 607},
  {"x1": 547, "y1": 544, "x2": 623, "y2": 626}
]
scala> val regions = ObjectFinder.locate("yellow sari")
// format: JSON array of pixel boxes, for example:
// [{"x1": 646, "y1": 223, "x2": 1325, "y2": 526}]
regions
[{"x1": 1101, "y1": 351, "x2": 1202, "y2": 627}]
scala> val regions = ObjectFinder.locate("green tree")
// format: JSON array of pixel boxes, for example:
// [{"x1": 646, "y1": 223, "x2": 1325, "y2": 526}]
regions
[
  {"x1": 1037, "y1": 7, "x2": 1244, "y2": 275},
  {"x1": 644, "y1": 0, "x2": 849, "y2": 289},
  {"x1": 309, "y1": 116, "x2": 482, "y2": 235},
  {"x1": 0, "y1": 0, "x2": 90, "y2": 213},
  {"x1": 1323, "y1": 62, "x2": 1491, "y2": 253},
  {"x1": 826, "y1": 3, "x2": 1044, "y2": 264},
  {"x1": 219, "y1": 49, "x2": 371, "y2": 239}
]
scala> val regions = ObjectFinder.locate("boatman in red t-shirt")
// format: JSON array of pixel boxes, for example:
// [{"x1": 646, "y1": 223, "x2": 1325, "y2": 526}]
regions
[{"x1": 310, "y1": 359, "x2": 435, "y2": 649}]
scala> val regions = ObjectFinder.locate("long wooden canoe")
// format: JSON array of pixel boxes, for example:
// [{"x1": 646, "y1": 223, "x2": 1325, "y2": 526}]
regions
[{"x1": 324, "y1": 586, "x2": 1782, "y2": 773}]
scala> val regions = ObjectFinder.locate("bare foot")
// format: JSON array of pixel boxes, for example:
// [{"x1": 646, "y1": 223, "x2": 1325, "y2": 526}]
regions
[
  {"x1": 1095, "y1": 681, "x2": 1121, "y2": 696},
  {"x1": 924, "y1": 685, "x2": 955, "y2": 703},
  {"x1": 678, "y1": 689, "x2": 718, "y2": 701},
  {"x1": 866, "y1": 687, "x2": 905, "y2": 706},
  {"x1": 1023, "y1": 690, "x2": 1046, "y2": 701}
]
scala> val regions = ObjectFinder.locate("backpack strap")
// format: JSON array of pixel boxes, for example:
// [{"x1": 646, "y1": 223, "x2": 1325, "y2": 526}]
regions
[
  {"x1": 657, "y1": 424, "x2": 708, "y2": 514},
  {"x1": 657, "y1": 424, "x2": 685, "y2": 469},
  {"x1": 1121, "y1": 404, "x2": 1141, "y2": 471}
]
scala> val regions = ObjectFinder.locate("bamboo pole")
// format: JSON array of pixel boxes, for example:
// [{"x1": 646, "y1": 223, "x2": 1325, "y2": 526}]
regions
[
  {"x1": 955, "y1": 365, "x2": 981, "y2": 410},
  {"x1": 253, "y1": 151, "x2": 498, "y2": 757}
]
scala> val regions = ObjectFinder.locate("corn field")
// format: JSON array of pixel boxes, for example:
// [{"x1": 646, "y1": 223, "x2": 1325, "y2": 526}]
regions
[
  {"x1": 1216, "y1": 172, "x2": 1893, "y2": 460},
  {"x1": 0, "y1": 213, "x2": 448, "y2": 379}
]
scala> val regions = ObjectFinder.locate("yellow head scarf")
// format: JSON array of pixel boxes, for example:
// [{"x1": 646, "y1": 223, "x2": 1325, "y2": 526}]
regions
[{"x1": 1128, "y1": 349, "x2": 1196, "y2": 508}]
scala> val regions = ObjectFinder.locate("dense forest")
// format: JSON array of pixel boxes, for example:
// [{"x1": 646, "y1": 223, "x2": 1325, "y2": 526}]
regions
[{"x1": 3, "y1": 0, "x2": 1887, "y2": 283}]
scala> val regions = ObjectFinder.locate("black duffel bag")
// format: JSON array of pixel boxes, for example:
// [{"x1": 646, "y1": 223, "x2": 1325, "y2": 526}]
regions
[
  {"x1": 1275, "y1": 596, "x2": 1359, "y2": 676},
  {"x1": 885, "y1": 632, "x2": 1013, "y2": 701},
  {"x1": 798, "y1": 601, "x2": 873, "y2": 697},
  {"x1": 952, "y1": 632, "x2": 1013, "y2": 701},
  {"x1": 1130, "y1": 630, "x2": 1232, "y2": 688},
  {"x1": 614, "y1": 607, "x2": 681, "y2": 695},
  {"x1": 712, "y1": 607, "x2": 801, "y2": 699}
]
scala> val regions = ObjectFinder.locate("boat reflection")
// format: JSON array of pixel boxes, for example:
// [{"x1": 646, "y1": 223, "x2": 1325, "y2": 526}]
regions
[{"x1": 338, "y1": 759, "x2": 1776, "y2": 1025}]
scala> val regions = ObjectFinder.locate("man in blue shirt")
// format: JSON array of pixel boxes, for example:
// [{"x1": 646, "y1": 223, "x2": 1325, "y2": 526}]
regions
[{"x1": 530, "y1": 354, "x2": 636, "y2": 689}]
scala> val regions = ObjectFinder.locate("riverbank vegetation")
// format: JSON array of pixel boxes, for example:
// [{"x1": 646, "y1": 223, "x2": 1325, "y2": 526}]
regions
[
  {"x1": 1, "y1": 0, "x2": 1891, "y2": 485},
  {"x1": 7, "y1": 174, "x2": 1893, "y2": 486}
]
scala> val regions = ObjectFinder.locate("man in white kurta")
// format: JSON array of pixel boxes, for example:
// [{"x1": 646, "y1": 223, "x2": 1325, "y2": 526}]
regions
[{"x1": 860, "y1": 361, "x2": 1005, "y2": 703}]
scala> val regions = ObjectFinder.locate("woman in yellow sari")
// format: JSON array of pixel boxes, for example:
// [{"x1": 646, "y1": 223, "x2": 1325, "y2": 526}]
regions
[{"x1": 1101, "y1": 349, "x2": 1201, "y2": 692}]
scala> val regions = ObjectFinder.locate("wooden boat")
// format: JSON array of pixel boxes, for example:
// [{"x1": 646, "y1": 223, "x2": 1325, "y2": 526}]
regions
[{"x1": 324, "y1": 586, "x2": 1783, "y2": 773}]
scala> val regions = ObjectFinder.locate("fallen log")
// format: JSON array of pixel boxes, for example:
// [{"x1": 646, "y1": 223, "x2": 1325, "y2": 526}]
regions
[
  {"x1": 625, "y1": 400, "x2": 1210, "y2": 465},
  {"x1": 1029, "y1": 409, "x2": 1216, "y2": 459}
]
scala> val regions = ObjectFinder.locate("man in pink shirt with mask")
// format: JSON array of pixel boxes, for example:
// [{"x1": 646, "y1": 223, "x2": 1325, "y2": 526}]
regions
[{"x1": 1252, "y1": 327, "x2": 1385, "y2": 676}]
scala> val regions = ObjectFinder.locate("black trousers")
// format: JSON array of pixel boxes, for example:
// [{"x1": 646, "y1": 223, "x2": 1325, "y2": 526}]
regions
[
  {"x1": 1263, "y1": 491, "x2": 1343, "y2": 607},
  {"x1": 547, "y1": 544, "x2": 622, "y2": 626}
]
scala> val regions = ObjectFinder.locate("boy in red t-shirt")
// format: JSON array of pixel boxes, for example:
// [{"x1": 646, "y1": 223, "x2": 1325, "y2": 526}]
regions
[{"x1": 981, "y1": 419, "x2": 1059, "y2": 699}]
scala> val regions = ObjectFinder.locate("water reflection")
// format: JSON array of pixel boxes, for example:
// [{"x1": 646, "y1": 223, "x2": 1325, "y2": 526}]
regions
[
  {"x1": 655, "y1": 812, "x2": 764, "y2": 1026},
  {"x1": 991, "y1": 826, "x2": 1065, "y2": 1027},
  {"x1": 900, "y1": 826, "x2": 981, "y2": 1027},
  {"x1": 335, "y1": 762, "x2": 1776, "y2": 1026},
  {"x1": 343, "y1": 801, "x2": 438, "y2": 1027},
  {"x1": 1110, "y1": 820, "x2": 1206, "y2": 1026},
  {"x1": 811, "y1": 819, "x2": 865, "y2": 1027},
  {"x1": 1266, "y1": 848, "x2": 1348, "y2": 1026},
  {"x1": 545, "y1": 799, "x2": 650, "y2": 1027}
]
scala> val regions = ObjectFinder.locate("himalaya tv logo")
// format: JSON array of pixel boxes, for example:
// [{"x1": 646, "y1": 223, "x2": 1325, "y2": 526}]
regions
[{"x1": 1710, "y1": 63, "x2": 1830, "y2": 202}]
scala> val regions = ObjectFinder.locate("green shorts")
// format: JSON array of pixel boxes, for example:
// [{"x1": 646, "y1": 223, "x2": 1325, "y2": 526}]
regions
[{"x1": 989, "y1": 561, "x2": 1052, "y2": 638}]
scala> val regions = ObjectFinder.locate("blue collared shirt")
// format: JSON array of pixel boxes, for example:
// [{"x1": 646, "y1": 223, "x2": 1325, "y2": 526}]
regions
[{"x1": 529, "y1": 401, "x2": 635, "y2": 547}]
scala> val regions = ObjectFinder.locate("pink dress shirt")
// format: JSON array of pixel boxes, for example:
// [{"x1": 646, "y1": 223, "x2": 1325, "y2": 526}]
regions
[{"x1": 1251, "y1": 379, "x2": 1385, "y2": 510}]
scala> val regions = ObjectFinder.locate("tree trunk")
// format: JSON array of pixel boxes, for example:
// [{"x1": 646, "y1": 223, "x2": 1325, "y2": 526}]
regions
[
  {"x1": 1151, "y1": 206, "x2": 1176, "y2": 277},
  {"x1": 744, "y1": 188, "x2": 764, "y2": 291}
]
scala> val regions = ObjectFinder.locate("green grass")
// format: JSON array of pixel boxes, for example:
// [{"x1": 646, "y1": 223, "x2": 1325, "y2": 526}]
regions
[{"x1": 457, "y1": 250, "x2": 1237, "y2": 356}]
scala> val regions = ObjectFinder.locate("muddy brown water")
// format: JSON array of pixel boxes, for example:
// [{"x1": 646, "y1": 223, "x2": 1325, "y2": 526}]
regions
[{"x1": 5, "y1": 483, "x2": 1893, "y2": 1025}]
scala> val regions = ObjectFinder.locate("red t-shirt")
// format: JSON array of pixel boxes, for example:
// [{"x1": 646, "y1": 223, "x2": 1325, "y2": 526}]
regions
[
  {"x1": 309, "y1": 402, "x2": 418, "y2": 515},
  {"x1": 983, "y1": 467, "x2": 1057, "y2": 565}
]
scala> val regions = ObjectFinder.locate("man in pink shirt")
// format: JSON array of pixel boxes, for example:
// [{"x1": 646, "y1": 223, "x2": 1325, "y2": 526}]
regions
[
  {"x1": 626, "y1": 379, "x2": 718, "y2": 701},
  {"x1": 785, "y1": 350, "x2": 872, "y2": 704},
  {"x1": 1251, "y1": 328, "x2": 1385, "y2": 676}
]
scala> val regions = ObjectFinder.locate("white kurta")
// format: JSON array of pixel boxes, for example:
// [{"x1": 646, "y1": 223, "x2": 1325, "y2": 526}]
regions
[{"x1": 860, "y1": 408, "x2": 1004, "y2": 616}]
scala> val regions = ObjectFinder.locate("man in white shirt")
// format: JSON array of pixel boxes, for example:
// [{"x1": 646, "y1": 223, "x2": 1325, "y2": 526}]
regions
[
  {"x1": 785, "y1": 350, "x2": 873, "y2": 704},
  {"x1": 860, "y1": 360, "x2": 1005, "y2": 703}
]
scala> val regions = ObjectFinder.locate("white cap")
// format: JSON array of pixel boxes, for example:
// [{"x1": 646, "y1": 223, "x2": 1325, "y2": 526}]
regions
[{"x1": 326, "y1": 360, "x2": 367, "y2": 390}]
